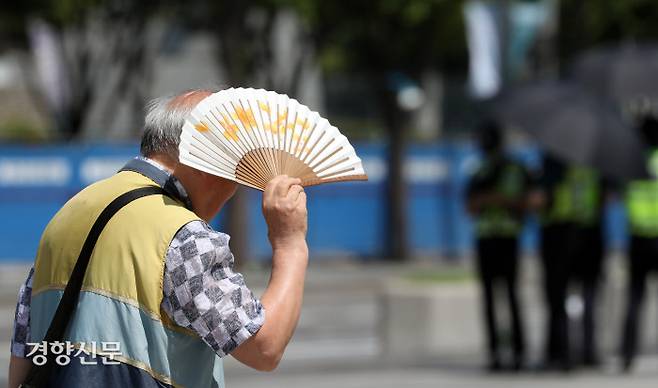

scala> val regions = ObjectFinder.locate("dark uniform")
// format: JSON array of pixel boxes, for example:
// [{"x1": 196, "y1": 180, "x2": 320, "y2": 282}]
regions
[
  {"x1": 539, "y1": 159, "x2": 605, "y2": 369},
  {"x1": 621, "y1": 149, "x2": 658, "y2": 371},
  {"x1": 467, "y1": 155, "x2": 534, "y2": 370}
]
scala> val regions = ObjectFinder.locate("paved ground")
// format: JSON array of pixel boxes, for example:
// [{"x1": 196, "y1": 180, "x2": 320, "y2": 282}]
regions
[
  {"x1": 227, "y1": 368, "x2": 658, "y2": 388},
  {"x1": 0, "y1": 259, "x2": 656, "y2": 388}
]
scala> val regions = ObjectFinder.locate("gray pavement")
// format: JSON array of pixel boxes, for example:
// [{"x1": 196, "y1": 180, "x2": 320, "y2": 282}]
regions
[
  {"x1": 224, "y1": 362, "x2": 658, "y2": 388},
  {"x1": 0, "y1": 259, "x2": 657, "y2": 388}
]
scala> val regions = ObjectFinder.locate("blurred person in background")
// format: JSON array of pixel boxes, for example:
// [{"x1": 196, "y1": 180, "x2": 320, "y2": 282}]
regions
[
  {"x1": 536, "y1": 155, "x2": 607, "y2": 371},
  {"x1": 621, "y1": 115, "x2": 658, "y2": 372},
  {"x1": 564, "y1": 165, "x2": 607, "y2": 368},
  {"x1": 8, "y1": 90, "x2": 309, "y2": 388},
  {"x1": 466, "y1": 120, "x2": 535, "y2": 371}
]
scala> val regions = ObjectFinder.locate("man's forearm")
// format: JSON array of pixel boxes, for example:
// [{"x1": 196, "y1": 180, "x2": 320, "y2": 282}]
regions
[
  {"x1": 231, "y1": 239, "x2": 308, "y2": 370},
  {"x1": 9, "y1": 355, "x2": 31, "y2": 388},
  {"x1": 260, "y1": 241, "x2": 308, "y2": 352}
]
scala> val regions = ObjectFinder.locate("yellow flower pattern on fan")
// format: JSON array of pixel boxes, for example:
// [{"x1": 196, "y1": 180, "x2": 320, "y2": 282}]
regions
[
  {"x1": 194, "y1": 122, "x2": 210, "y2": 132},
  {"x1": 262, "y1": 110, "x2": 311, "y2": 137},
  {"x1": 258, "y1": 101, "x2": 270, "y2": 114},
  {"x1": 216, "y1": 100, "x2": 313, "y2": 143},
  {"x1": 231, "y1": 105, "x2": 257, "y2": 130},
  {"x1": 217, "y1": 111, "x2": 240, "y2": 141}
]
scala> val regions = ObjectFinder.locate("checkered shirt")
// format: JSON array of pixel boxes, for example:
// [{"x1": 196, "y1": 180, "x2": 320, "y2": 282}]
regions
[{"x1": 10, "y1": 157, "x2": 265, "y2": 358}]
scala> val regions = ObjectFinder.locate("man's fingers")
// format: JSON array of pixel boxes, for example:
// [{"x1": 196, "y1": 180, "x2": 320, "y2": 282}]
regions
[
  {"x1": 264, "y1": 176, "x2": 303, "y2": 207},
  {"x1": 296, "y1": 191, "x2": 307, "y2": 209},
  {"x1": 287, "y1": 185, "x2": 304, "y2": 202},
  {"x1": 272, "y1": 176, "x2": 301, "y2": 198}
]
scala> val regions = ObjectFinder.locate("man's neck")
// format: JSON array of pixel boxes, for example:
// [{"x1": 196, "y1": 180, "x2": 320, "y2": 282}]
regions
[
  {"x1": 146, "y1": 154, "x2": 209, "y2": 219},
  {"x1": 147, "y1": 154, "x2": 178, "y2": 174}
]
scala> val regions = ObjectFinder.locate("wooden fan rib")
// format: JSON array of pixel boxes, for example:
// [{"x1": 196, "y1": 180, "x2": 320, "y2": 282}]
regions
[
  {"x1": 301, "y1": 173, "x2": 369, "y2": 188},
  {"x1": 236, "y1": 169, "x2": 267, "y2": 190},
  {"x1": 306, "y1": 137, "x2": 335, "y2": 167},
  {"x1": 309, "y1": 145, "x2": 343, "y2": 171},
  {"x1": 188, "y1": 117, "x2": 241, "y2": 164},
  {"x1": 279, "y1": 104, "x2": 289, "y2": 176},
  {"x1": 186, "y1": 149, "x2": 235, "y2": 180},
  {"x1": 316, "y1": 165, "x2": 360, "y2": 179},
  {"x1": 281, "y1": 104, "x2": 297, "y2": 176},
  {"x1": 228, "y1": 100, "x2": 258, "y2": 150},
  {"x1": 197, "y1": 126, "x2": 240, "y2": 163},
  {"x1": 254, "y1": 148, "x2": 275, "y2": 181},
  {"x1": 292, "y1": 115, "x2": 310, "y2": 157},
  {"x1": 210, "y1": 105, "x2": 247, "y2": 157},
  {"x1": 224, "y1": 102, "x2": 273, "y2": 183},
  {"x1": 188, "y1": 139, "x2": 236, "y2": 172},
  {"x1": 204, "y1": 110, "x2": 244, "y2": 162},
  {"x1": 296, "y1": 116, "x2": 319, "y2": 160},
  {"x1": 216, "y1": 107, "x2": 250, "y2": 156},
  {"x1": 280, "y1": 150, "x2": 304, "y2": 178},
  {"x1": 281, "y1": 101, "x2": 290, "y2": 173},
  {"x1": 264, "y1": 97, "x2": 280, "y2": 175},
  {"x1": 235, "y1": 176, "x2": 266, "y2": 191},
  {"x1": 302, "y1": 130, "x2": 326, "y2": 165},
  {"x1": 277, "y1": 98, "x2": 289, "y2": 174},
  {"x1": 275, "y1": 99, "x2": 283, "y2": 175},
  {"x1": 188, "y1": 130, "x2": 236, "y2": 162},
  {"x1": 240, "y1": 151, "x2": 272, "y2": 186},
  {"x1": 247, "y1": 97, "x2": 278, "y2": 180},
  {"x1": 185, "y1": 138, "x2": 235, "y2": 173},
  {"x1": 288, "y1": 154, "x2": 315, "y2": 179},
  {"x1": 235, "y1": 148, "x2": 273, "y2": 184},
  {"x1": 285, "y1": 104, "x2": 302, "y2": 170},
  {"x1": 313, "y1": 156, "x2": 350, "y2": 176},
  {"x1": 235, "y1": 154, "x2": 267, "y2": 186},
  {"x1": 239, "y1": 98, "x2": 276, "y2": 180}
]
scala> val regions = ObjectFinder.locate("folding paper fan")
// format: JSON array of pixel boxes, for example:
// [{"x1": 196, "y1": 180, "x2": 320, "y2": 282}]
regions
[{"x1": 179, "y1": 88, "x2": 368, "y2": 191}]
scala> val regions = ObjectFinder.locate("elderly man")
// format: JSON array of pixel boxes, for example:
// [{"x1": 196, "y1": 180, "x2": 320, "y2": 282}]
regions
[{"x1": 8, "y1": 90, "x2": 308, "y2": 387}]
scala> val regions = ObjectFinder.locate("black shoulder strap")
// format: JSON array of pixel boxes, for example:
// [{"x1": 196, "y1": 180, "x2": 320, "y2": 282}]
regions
[{"x1": 22, "y1": 186, "x2": 169, "y2": 388}]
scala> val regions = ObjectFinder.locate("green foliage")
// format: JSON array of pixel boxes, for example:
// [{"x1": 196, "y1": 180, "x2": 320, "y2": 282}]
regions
[
  {"x1": 582, "y1": 0, "x2": 658, "y2": 42},
  {"x1": 559, "y1": 0, "x2": 658, "y2": 63},
  {"x1": 0, "y1": 118, "x2": 50, "y2": 142},
  {"x1": 293, "y1": 0, "x2": 468, "y2": 76}
]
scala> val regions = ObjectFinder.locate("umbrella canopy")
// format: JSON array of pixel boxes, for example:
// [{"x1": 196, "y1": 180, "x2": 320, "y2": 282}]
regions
[
  {"x1": 493, "y1": 81, "x2": 647, "y2": 181},
  {"x1": 571, "y1": 44, "x2": 658, "y2": 114}
]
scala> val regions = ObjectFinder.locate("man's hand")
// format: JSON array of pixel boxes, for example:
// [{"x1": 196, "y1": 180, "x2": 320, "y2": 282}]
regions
[
  {"x1": 262, "y1": 175, "x2": 307, "y2": 250},
  {"x1": 231, "y1": 175, "x2": 309, "y2": 371}
]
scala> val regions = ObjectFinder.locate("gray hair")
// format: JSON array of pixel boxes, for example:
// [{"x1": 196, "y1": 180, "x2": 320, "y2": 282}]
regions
[{"x1": 140, "y1": 89, "x2": 216, "y2": 159}]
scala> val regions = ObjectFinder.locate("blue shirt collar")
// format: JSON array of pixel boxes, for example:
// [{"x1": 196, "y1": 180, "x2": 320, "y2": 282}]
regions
[{"x1": 119, "y1": 156, "x2": 193, "y2": 210}]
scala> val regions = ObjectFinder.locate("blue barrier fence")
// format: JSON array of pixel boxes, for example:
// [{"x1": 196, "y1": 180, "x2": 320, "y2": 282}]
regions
[{"x1": 0, "y1": 142, "x2": 628, "y2": 261}]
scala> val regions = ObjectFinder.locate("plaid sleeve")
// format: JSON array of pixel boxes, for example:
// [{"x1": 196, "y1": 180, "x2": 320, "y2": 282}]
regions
[
  {"x1": 11, "y1": 266, "x2": 34, "y2": 358},
  {"x1": 162, "y1": 221, "x2": 265, "y2": 358}
]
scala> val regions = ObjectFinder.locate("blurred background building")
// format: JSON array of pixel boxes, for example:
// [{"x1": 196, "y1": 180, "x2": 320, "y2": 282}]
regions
[{"x1": 1, "y1": 1, "x2": 658, "y2": 387}]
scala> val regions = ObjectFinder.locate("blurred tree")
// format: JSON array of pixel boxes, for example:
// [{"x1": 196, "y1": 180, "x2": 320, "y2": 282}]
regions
[
  {"x1": 0, "y1": 0, "x2": 160, "y2": 140},
  {"x1": 294, "y1": 0, "x2": 468, "y2": 260},
  {"x1": 559, "y1": 0, "x2": 658, "y2": 72}
]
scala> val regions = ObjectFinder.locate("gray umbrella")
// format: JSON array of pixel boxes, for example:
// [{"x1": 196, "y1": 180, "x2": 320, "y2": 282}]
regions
[
  {"x1": 571, "y1": 44, "x2": 658, "y2": 115},
  {"x1": 494, "y1": 82, "x2": 647, "y2": 181}
]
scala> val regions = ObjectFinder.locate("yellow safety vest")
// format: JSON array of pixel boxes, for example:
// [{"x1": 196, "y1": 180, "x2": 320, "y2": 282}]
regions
[
  {"x1": 475, "y1": 162, "x2": 525, "y2": 238},
  {"x1": 626, "y1": 150, "x2": 658, "y2": 238},
  {"x1": 544, "y1": 166, "x2": 600, "y2": 226}
]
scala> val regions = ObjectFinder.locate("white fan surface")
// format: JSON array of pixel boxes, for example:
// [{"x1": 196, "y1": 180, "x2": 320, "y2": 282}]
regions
[{"x1": 179, "y1": 88, "x2": 368, "y2": 190}]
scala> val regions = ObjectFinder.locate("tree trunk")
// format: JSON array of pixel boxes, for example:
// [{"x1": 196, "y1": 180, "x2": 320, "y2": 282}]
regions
[
  {"x1": 225, "y1": 188, "x2": 250, "y2": 268},
  {"x1": 377, "y1": 83, "x2": 409, "y2": 261},
  {"x1": 557, "y1": 0, "x2": 586, "y2": 76}
]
